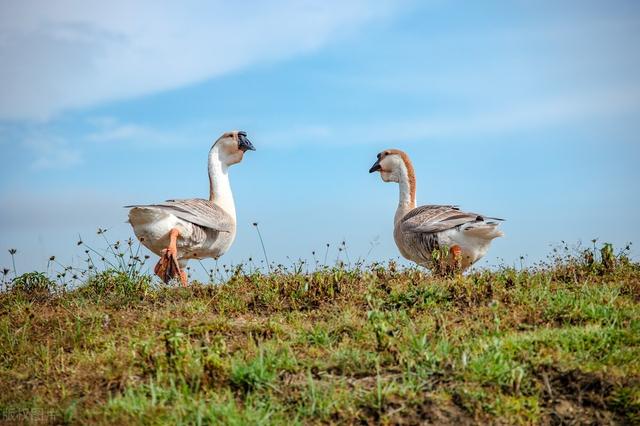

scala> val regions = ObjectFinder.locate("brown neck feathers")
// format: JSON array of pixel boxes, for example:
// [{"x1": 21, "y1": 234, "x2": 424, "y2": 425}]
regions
[
  {"x1": 209, "y1": 173, "x2": 215, "y2": 202},
  {"x1": 389, "y1": 149, "x2": 416, "y2": 207},
  {"x1": 209, "y1": 150, "x2": 216, "y2": 202}
]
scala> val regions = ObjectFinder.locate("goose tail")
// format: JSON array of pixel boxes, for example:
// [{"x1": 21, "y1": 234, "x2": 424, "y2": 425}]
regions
[{"x1": 462, "y1": 222, "x2": 504, "y2": 240}]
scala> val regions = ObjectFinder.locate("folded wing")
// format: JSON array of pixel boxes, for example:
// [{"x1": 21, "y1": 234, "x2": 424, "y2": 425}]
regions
[
  {"x1": 125, "y1": 198, "x2": 234, "y2": 232},
  {"x1": 401, "y1": 205, "x2": 503, "y2": 235}
]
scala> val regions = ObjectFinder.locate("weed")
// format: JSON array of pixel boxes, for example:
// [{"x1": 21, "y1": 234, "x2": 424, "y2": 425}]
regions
[
  {"x1": 230, "y1": 344, "x2": 297, "y2": 393},
  {"x1": 76, "y1": 269, "x2": 151, "y2": 304},
  {"x1": 252, "y1": 222, "x2": 271, "y2": 273},
  {"x1": 10, "y1": 272, "x2": 55, "y2": 295},
  {"x1": 8, "y1": 248, "x2": 17, "y2": 279}
]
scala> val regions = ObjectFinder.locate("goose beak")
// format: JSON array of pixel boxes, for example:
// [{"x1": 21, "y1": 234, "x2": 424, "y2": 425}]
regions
[
  {"x1": 238, "y1": 132, "x2": 256, "y2": 152},
  {"x1": 369, "y1": 159, "x2": 381, "y2": 173}
]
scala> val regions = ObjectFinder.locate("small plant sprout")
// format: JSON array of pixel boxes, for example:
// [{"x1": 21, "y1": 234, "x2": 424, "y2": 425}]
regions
[
  {"x1": 252, "y1": 222, "x2": 271, "y2": 273},
  {"x1": 8, "y1": 248, "x2": 17, "y2": 278},
  {"x1": 364, "y1": 236, "x2": 380, "y2": 263},
  {"x1": 1, "y1": 267, "x2": 10, "y2": 287},
  {"x1": 341, "y1": 240, "x2": 351, "y2": 266},
  {"x1": 324, "y1": 243, "x2": 330, "y2": 266}
]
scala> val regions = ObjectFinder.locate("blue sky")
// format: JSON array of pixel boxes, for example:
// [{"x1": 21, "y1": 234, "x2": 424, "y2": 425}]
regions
[{"x1": 1, "y1": 1, "x2": 639, "y2": 277}]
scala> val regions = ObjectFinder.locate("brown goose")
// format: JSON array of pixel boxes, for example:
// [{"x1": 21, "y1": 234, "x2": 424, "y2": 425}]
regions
[{"x1": 369, "y1": 149, "x2": 504, "y2": 271}]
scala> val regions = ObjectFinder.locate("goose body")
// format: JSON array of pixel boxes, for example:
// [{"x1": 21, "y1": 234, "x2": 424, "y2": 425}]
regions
[
  {"x1": 128, "y1": 199, "x2": 235, "y2": 261},
  {"x1": 370, "y1": 149, "x2": 503, "y2": 271},
  {"x1": 126, "y1": 131, "x2": 255, "y2": 285}
]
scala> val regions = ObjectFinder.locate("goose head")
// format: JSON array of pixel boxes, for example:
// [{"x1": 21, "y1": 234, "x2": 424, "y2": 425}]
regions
[
  {"x1": 369, "y1": 149, "x2": 413, "y2": 183},
  {"x1": 212, "y1": 130, "x2": 255, "y2": 166}
]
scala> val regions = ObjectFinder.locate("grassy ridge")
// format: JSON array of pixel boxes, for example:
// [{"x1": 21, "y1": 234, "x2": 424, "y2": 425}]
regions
[{"x1": 1, "y1": 245, "x2": 639, "y2": 424}]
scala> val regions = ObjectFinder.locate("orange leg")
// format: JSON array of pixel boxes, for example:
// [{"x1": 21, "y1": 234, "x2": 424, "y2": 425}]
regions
[
  {"x1": 154, "y1": 228, "x2": 185, "y2": 285},
  {"x1": 450, "y1": 245, "x2": 463, "y2": 270}
]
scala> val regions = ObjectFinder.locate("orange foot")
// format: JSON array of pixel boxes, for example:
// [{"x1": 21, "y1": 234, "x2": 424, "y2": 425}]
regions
[
  {"x1": 450, "y1": 245, "x2": 463, "y2": 270},
  {"x1": 153, "y1": 228, "x2": 185, "y2": 285}
]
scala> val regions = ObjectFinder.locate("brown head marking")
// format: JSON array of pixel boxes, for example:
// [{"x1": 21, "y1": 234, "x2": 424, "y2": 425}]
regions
[{"x1": 387, "y1": 149, "x2": 416, "y2": 207}]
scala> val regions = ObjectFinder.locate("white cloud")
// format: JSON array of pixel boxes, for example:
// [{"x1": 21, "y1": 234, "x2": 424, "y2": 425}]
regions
[
  {"x1": 31, "y1": 149, "x2": 82, "y2": 170},
  {"x1": 270, "y1": 86, "x2": 640, "y2": 146},
  {"x1": 24, "y1": 135, "x2": 83, "y2": 170},
  {"x1": 395, "y1": 86, "x2": 640, "y2": 140},
  {"x1": 86, "y1": 116, "x2": 177, "y2": 145},
  {"x1": 0, "y1": 0, "x2": 401, "y2": 121}
]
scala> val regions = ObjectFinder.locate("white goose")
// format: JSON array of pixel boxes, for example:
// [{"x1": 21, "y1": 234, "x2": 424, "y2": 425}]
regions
[
  {"x1": 369, "y1": 149, "x2": 503, "y2": 271},
  {"x1": 126, "y1": 131, "x2": 255, "y2": 286}
]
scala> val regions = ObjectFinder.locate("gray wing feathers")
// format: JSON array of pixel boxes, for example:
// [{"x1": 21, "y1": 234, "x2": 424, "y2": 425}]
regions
[
  {"x1": 401, "y1": 205, "x2": 503, "y2": 235},
  {"x1": 125, "y1": 199, "x2": 233, "y2": 232}
]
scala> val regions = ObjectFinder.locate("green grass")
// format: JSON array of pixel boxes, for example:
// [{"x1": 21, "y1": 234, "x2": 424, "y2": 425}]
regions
[{"x1": 1, "y1": 244, "x2": 639, "y2": 424}]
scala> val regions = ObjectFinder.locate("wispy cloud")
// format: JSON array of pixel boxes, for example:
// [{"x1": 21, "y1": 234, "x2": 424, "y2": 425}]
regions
[
  {"x1": 85, "y1": 116, "x2": 180, "y2": 145},
  {"x1": 267, "y1": 86, "x2": 640, "y2": 146},
  {"x1": 83, "y1": 84, "x2": 640, "y2": 152},
  {"x1": 13, "y1": 116, "x2": 204, "y2": 171},
  {"x1": 24, "y1": 135, "x2": 82, "y2": 170},
  {"x1": 0, "y1": 0, "x2": 403, "y2": 121},
  {"x1": 388, "y1": 86, "x2": 640, "y2": 141}
]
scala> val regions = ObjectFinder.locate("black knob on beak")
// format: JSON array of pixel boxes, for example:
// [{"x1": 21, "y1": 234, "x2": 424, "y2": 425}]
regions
[{"x1": 238, "y1": 131, "x2": 255, "y2": 152}]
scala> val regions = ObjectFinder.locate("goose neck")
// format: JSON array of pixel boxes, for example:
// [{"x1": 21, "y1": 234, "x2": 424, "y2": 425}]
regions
[
  {"x1": 208, "y1": 147, "x2": 236, "y2": 220},
  {"x1": 397, "y1": 159, "x2": 416, "y2": 210}
]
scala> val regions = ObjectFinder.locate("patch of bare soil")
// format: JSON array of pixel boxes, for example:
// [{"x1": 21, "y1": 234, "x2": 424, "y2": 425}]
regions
[{"x1": 536, "y1": 366, "x2": 638, "y2": 425}]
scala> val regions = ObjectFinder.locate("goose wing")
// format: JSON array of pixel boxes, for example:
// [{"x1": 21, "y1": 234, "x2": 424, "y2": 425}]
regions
[
  {"x1": 401, "y1": 205, "x2": 503, "y2": 235},
  {"x1": 125, "y1": 198, "x2": 234, "y2": 232}
]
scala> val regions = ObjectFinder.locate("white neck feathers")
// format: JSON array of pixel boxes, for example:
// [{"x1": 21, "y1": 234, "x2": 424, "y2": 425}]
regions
[
  {"x1": 394, "y1": 157, "x2": 417, "y2": 224},
  {"x1": 208, "y1": 145, "x2": 236, "y2": 220}
]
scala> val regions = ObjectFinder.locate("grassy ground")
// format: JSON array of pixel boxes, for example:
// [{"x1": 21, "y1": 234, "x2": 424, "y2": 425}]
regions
[{"x1": 1, "y1": 244, "x2": 639, "y2": 425}]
